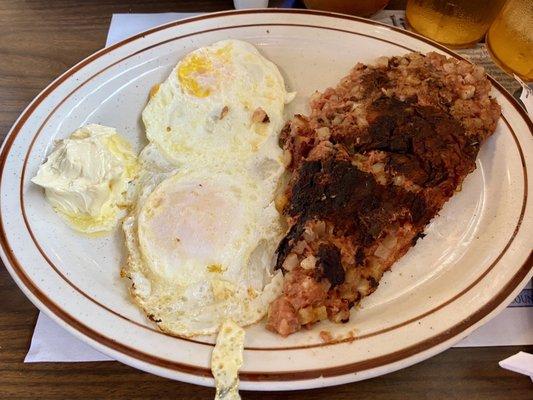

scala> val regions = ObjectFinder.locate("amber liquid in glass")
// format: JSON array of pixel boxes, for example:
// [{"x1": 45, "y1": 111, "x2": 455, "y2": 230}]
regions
[
  {"x1": 304, "y1": 0, "x2": 390, "y2": 18},
  {"x1": 487, "y1": 0, "x2": 533, "y2": 81},
  {"x1": 406, "y1": 0, "x2": 507, "y2": 47}
]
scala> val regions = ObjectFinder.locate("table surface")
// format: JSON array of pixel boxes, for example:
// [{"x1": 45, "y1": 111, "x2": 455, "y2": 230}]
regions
[{"x1": 0, "y1": 1, "x2": 531, "y2": 399}]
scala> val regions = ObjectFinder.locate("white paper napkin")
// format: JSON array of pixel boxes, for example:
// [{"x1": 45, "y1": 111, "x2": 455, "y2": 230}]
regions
[
  {"x1": 105, "y1": 13, "x2": 202, "y2": 47},
  {"x1": 24, "y1": 11, "x2": 533, "y2": 364},
  {"x1": 499, "y1": 351, "x2": 533, "y2": 382},
  {"x1": 25, "y1": 313, "x2": 111, "y2": 362}
]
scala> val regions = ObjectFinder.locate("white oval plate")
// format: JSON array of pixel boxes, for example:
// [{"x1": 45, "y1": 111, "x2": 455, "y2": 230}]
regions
[{"x1": 1, "y1": 9, "x2": 531, "y2": 391}]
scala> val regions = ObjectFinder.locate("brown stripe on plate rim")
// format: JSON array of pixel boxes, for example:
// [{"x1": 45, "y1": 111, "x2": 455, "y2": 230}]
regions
[{"x1": 0, "y1": 9, "x2": 531, "y2": 380}]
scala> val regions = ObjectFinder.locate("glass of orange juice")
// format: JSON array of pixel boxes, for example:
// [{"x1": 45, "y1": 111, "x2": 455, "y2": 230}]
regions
[
  {"x1": 406, "y1": 0, "x2": 507, "y2": 48},
  {"x1": 486, "y1": 0, "x2": 533, "y2": 82}
]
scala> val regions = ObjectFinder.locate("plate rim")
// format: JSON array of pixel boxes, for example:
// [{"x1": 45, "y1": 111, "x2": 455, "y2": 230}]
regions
[{"x1": 0, "y1": 8, "x2": 532, "y2": 389}]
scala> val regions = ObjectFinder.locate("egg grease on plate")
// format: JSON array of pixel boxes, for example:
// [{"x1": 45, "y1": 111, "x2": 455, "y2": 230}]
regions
[{"x1": 32, "y1": 124, "x2": 138, "y2": 234}]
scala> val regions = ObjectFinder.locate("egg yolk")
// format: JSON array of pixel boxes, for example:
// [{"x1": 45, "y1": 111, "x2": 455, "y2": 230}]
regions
[
  {"x1": 138, "y1": 180, "x2": 245, "y2": 282},
  {"x1": 177, "y1": 44, "x2": 233, "y2": 98},
  {"x1": 177, "y1": 53, "x2": 213, "y2": 98}
]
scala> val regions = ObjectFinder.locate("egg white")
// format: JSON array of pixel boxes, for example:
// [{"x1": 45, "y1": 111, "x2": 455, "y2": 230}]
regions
[
  {"x1": 123, "y1": 165, "x2": 284, "y2": 335},
  {"x1": 142, "y1": 39, "x2": 293, "y2": 172}
]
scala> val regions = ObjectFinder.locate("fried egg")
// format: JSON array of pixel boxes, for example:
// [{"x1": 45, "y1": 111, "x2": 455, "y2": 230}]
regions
[
  {"x1": 142, "y1": 39, "x2": 294, "y2": 171},
  {"x1": 122, "y1": 152, "x2": 284, "y2": 336}
]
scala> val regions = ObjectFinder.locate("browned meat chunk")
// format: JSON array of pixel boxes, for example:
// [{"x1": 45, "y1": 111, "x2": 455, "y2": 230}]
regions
[
  {"x1": 252, "y1": 107, "x2": 270, "y2": 123},
  {"x1": 267, "y1": 297, "x2": 300, "y2": 336}
]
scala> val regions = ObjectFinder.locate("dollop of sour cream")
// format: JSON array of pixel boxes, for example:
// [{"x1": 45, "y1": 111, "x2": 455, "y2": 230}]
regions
[{"x1": 32, "y1": 124, "x2": 138, "y2": 234}]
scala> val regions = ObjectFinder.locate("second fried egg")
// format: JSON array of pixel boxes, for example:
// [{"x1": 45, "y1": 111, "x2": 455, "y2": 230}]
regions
[
  {"x1": 123, "y1": 156, "x2": 284, "y2": 336},
  {"x1": 142, "y1": 39, "x2": 294, "y2": 171}
]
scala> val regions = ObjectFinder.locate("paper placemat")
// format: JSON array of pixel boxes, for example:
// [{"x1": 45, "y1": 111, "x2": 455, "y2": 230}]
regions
[{"x1": 25, "y1": 11, "x2": 532, "y2": 364}]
